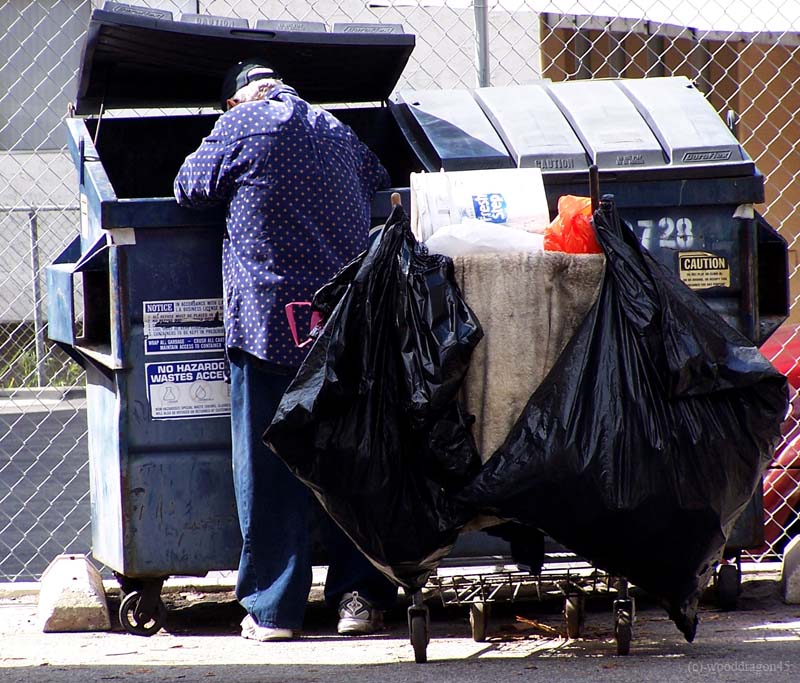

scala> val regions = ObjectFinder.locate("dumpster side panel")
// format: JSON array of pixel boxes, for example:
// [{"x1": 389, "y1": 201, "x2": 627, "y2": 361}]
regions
[
  {"x1": 66, "y1": 118, "x2": 117, "y2": 249},
  {"x1": 123, "y1": 453, "x2": 240, "y2": 575},
  {"x1": 117, "y1": 223, "x2": 238, "y2": 576},
  {"x1": 86, "y1": 366, "x2": 126, "y2": 571},
  {"x1": 623, "y1": 205, "x2": 755, "y2": 339},
  {"x1": 541, "y1": 176, "x2": 764, "y2": 342},
  {"x1": 727, "y1": 485, "x2": 765, "y2": 552}
]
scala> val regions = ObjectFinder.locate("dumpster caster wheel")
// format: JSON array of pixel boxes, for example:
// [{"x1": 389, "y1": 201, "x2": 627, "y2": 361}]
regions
[
  {"x1": 469, "y1": 602, "x2": 490, "y2": 642},
  {"x1": 614, "y1": 606, "x2": 632, "y2": 656},
  {"x1": 565, "y1": 593, "x2": 585, "y2": 639},
  {"x1": 119, "y1": 591, "x2": 167, "y2": 636},
  {"x1": 716, "y1": 563, "x2": 740, "y2": 611}
]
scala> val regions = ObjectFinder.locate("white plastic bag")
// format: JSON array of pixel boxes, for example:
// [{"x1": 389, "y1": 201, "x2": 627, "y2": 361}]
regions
[
  {"x1": 425, "y1": 219, "x2": 545, "y2": 256},
  {"x1": 411, "y1": 168, "x2": 550, "y2": 241}
]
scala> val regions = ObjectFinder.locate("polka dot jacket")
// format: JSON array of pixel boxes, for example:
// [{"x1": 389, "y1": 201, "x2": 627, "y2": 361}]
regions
[{"x1": 174, "y1": 85, "x2": 390, "y2": 368}]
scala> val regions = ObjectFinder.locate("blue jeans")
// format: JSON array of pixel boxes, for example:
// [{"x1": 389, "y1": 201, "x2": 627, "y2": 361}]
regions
[{"x1": 229, "y1": 349, "x2": 397, "y2": 630}]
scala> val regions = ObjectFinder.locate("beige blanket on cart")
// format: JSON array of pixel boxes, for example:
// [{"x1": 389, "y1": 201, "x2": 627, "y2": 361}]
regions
[{"x1": 453, "y1": 250, "x2": 606, "y2": 462}]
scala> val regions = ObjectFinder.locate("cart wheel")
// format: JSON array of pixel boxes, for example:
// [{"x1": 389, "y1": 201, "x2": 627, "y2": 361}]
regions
[
  {"x1": 469, "y1": 602, "x2": 490, "y2": 642},
  {"x1": 716, "y1": 563, "x2": 740, "y2": 611},
  {"x1": 119, "y1": 591, "x2": 167, "y2": 636},
  {"x1": 410, "y1": 613, "x2": 428, "y2": 663},
  {"x1": 565, "y1": 594, "x2": 585, "y2": 639},
  {"x1": 614, "y1": 607, "x2": 632, "y2": 656}
]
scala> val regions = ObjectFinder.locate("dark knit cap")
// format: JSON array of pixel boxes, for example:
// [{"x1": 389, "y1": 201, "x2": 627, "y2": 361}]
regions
[{"x1": 220, "y1": 60, "x2": 281, "y2": 110}]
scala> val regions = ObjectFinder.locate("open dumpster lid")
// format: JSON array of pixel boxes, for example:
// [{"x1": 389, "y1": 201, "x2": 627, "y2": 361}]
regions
[{"x1": 75, "y1": 3, "x2": 416, "y2": 114}]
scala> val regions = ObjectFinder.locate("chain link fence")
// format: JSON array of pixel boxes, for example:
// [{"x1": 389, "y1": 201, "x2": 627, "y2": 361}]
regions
[{"x1": 1, "y1": 0, "x2": 799, "y2": 581}]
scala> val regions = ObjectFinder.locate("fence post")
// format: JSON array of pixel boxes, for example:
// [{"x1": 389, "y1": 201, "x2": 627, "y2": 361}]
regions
[
  {"x1": 28, "y1": 210, "x2": 46, "y2": 387},
  {"x1": 474, "y1": 0, "x2": 490, "y2": 87}
]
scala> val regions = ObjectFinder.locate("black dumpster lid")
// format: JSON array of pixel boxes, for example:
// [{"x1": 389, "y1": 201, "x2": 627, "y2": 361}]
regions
[{"x1": 75, "y1": 4, "x2": 415, "y2": 114}]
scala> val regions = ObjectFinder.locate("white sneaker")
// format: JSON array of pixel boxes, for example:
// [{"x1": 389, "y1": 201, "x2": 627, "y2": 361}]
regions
[
  {"x1": 240, "y1": 614, "x2": 294, "y2": 641},
  {"x1": 337, "y1": 591, "x2": 383, "y2": 635}
]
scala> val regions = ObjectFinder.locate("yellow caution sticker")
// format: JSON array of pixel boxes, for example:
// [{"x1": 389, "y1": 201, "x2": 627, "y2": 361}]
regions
[{"x1": 678, "y1": 251, "x2": 731, "y2": 290}]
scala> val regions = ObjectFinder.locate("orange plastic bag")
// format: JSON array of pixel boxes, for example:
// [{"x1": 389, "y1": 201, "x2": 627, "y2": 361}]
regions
[{"x1": 543, "y1": 195, "x2": 602, "y2": 254}]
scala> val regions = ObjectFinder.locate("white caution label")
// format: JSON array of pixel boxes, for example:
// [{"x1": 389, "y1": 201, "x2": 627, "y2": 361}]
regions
[
  {"x1": 145, "y1": 358, "x2": 230, "y2": 420},
  {"x1": 143, "y1": 298, "x2": 224, "y2": 355},
  {"x1": 678, "y1": 251, "x2": 731, "y2": 290}
]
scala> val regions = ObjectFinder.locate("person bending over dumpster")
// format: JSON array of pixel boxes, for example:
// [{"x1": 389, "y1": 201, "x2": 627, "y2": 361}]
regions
[{"x1": 174, "y1": 60, "x2": 397, "y2": 642}]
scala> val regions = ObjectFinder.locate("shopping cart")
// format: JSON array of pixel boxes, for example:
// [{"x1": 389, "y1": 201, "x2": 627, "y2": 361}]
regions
[
  {"x1": 401, "y1": 171, "x2": 634, "y2": 661},
  {"x1": 405, "y1": 535, "x2": 634, "y2": 661}
]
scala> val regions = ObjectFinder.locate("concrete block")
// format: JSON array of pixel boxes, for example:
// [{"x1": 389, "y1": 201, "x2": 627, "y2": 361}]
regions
[
  {"x1": 37, "y1": 554, "x2": 111, "y2": 632},
  {"x1": 781, "y1": 535, "x2": 800, "y2": 603}
]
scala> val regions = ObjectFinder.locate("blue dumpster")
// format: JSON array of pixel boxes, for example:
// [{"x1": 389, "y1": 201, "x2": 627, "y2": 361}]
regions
[
  {"x1": 46, "y1": 2, "x2": 414, "y2": 635},
  {"x1": 390, "y1": 76, "x2": 788, "y2": 345}
]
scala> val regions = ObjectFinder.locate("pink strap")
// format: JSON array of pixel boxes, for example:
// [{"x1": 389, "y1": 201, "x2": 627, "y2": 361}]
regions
[{"x1": 285, "y1": 302, "x2": 322, "y2": 348}]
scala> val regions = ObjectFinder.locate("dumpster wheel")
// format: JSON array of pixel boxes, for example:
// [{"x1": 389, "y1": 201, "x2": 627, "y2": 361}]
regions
[{"x1": 119, "y1": 590, "x2": 167, "y2": 636}]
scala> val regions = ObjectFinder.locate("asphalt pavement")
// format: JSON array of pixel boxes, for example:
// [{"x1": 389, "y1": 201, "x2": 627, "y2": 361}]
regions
[
  {"x1": 0, "y1": 390, "x2": 90, "y2": 581},
  {"x1": 1, "y1": 568, "x2": 799, "y2": 683}
]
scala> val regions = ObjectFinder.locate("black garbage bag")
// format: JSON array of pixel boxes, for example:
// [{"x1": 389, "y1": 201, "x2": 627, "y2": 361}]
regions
[
  {"x1": 264, "y1": 204, "x2": 483, "y2": 591},
  {"x1": 454, "y1": 196, "x2": 788, "y2": 641}
]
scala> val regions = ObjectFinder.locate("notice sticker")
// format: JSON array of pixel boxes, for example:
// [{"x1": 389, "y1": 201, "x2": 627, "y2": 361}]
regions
[
  {"x1": 678, "y1": 251, "x2": 731, "y2": 290},
  {"x1": 143, "y1": 299, "x2": 224, "y2": 355},
  {"x1": 145, "y1": 358, "x2": 230, "y2": 420}
]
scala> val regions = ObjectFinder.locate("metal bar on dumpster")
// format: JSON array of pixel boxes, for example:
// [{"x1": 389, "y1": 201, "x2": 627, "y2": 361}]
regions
[
  {"x1": 740, "y1": 217, "x2": 758, "y2": 341},
  {"x1": 93, "y1": 98, "x2": 105, "y2": 148},
  {"x1": 79, "y1": 138, "x2": 85, "y2": 187},
  {"x1": 589, "y1": 164, "x2": 600, "y2": 212}
]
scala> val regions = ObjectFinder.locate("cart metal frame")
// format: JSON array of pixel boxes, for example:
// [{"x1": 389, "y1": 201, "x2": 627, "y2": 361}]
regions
[{"x1": 406, "y1": 550, "x2": 635, "y2": 661}]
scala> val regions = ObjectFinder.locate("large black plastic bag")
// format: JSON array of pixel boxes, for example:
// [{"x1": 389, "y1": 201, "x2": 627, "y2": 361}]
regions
[
  {"x1": 454, "y1": 197, "x2": 788, "y2": 641},
  {"x1": 265, "y1": 204, "x2": 483, "y2": 591}
]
